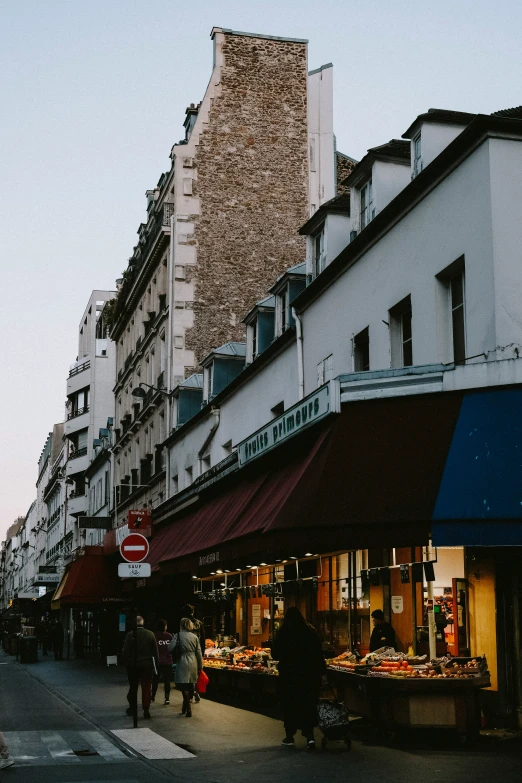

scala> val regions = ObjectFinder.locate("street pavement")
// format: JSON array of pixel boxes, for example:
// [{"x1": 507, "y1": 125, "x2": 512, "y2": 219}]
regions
[{"x1": 1, "y1": 649, "x2": 522, "y2": 782}]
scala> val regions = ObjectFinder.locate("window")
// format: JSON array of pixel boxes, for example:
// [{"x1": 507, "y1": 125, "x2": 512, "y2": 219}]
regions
[
  {"x1": 450, "y1": 272, "x2": 466, "y2": 364},
  {"x1": 360, "y1": 179, "x2": 374, "y2": 229},
  {"x1": 104, "y1": 470, "x2": 110, "y2": 504},
  {"x1": 280, "y1": 289, "x2": 288, "y2": 332},
  {"x1": 312, "y1": 229, "x2": 326, "y2": 277},
  {"x1": 174, "y1": 335, "x2": 184, "y2": 349},
  {"x1": 172, "y1": 474, "x2": 179, "y2": 494},
  {"x1": 413, "y1": 134, "x2": 422, "y2": 176},
  {"x1": 206, "y1": 364, "x2": 213, "y2": 401},
  {"x1": 389, "y1": 296, "x2": 413, "y2": 368},
  {"x1": 201, "y1": 454, "x2": 211, "y2": 472},
  {"x1": 185, "y1": 466, "x2": 193, "y2": 485},
  {"x1": 317, "y1": 354, "x2": 333, "y2": 386},
  {"x1": 222, "y1": 440, "x2": 233, "y2": 456},
  {"x1": 353, "y1": 327, "x2": 370, "y2": 372},
  {"x1": 251, "y1": 320, "x2": 257, "y2": 360}
]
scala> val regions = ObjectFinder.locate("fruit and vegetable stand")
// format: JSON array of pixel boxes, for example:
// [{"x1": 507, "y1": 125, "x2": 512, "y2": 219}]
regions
[{"x1": 327, "y1": 654, "x2": 490, "y2": 740}]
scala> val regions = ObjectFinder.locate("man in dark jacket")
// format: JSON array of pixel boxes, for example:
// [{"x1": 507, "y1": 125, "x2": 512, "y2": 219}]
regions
[
  {"x1": 122, "y1": 616, "x2": 159, "y2": 719},
  {"x1": 369, "y1": 609, "x2": 396, "y2": 652}
]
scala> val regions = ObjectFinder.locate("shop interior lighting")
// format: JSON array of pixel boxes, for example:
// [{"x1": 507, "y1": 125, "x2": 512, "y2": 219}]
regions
[
  {"x1": 259, "y1": 562, "x2": 267, "y2": 566},
  {"x1": 224, "y1": 569, "x2": 230, "y2": 573},
  {"x1": 304, "y1": 553, "x2": 313, "y2": 557},
  {"x1": 290, "y1": 556, "x2": 298, "y2": 560},
  {"x1": 192, "y1": 576, "x2": 198, "y2": 580},
  {"x1": 246, "y1": 565, "x2": 253, "y2": 568},
  {"x1": 210, "y1": 571, "x2": 216, "y2": 575},
  {"x1": 220, "y1": 582, "x2": 226, "y2": 587}
]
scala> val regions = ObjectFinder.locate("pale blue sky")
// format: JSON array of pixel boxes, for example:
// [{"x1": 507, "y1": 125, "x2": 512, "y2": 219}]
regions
[{"x1": 1, "y1": 0, "x2": 521, "y2": 538}]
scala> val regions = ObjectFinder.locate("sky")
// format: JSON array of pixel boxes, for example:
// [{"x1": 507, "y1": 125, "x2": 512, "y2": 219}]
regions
[{"x1": 1, "y1": 0, "x2": 521, "y2": 540}]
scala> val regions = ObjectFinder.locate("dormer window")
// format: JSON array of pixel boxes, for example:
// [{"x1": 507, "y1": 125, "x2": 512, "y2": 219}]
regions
[
  {"x1": 281, "y1": 288, "x2": 288, "y2": 332},
  {"x1": 413, "y1": 134, "x2": 422, "y2": 176},
  {"x1": 205, "y1": 364, "x2": 213, "y2": 402},
  {"x1": 360, "y1": 179, "x2": 374, "y2": 229},
  {"x1": 312, "y1": 228, "x2": 326, "y2": 277}
]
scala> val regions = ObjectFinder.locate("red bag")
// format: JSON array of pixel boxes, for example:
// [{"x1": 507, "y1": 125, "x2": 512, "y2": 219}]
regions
[{"x1": 196, "y1": 669, "x2": 209, "y2": 694}]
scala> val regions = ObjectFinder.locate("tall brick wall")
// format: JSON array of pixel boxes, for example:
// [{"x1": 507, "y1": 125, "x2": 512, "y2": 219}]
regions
[
  {"x1": 336, "y1": 153, "x2": 356, "y2": 195},
  {"x1": 186, "y1": 33, "x2": 309, "y2": 368}
]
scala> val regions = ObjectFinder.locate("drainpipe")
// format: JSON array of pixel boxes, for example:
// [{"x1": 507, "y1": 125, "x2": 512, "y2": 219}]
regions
[
  {"x1": 292, "y1": 307, "x2": 305, "y2": 401},
  {"x1": 197, "y1": 408, "x2": 221, "y2": 472},
  {"x1": 165, "y1": 213, "x2": 176, "y2": 499}
]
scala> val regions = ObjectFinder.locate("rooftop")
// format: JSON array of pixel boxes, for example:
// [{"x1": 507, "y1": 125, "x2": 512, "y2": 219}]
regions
[
  {"x1": 200, "y1": 342, "x2": 247, "y2": 368},
  {"x1": 299, "y1": 192, "x2": 351, "y2": 235},
  {"x1": 402, "y1": 108, "x2": 476, "y2": 140}
]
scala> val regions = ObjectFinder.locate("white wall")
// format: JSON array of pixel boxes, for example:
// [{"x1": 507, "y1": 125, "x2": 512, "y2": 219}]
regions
[
  {"x1": 373, "y1": 159, "x2": 411, "y2": 215},
  {"x1": 169, "y1": 342, "x2": 298, "y2": 493},
  {"x1": 416, "y1": 122, "x2": 468, "y2": 171},
  {"x1": 324, "y1": 213, "x2": 351, "y2": 265},
  {"x1": 302, "y1": 140, "x2": 497, "y2": 392},
  {"x1": 489, "y1": 138, "x2": 522, "y2": 359},
  {"x1": 308, "y1": 64, "x2": 335, "y2": 213}
]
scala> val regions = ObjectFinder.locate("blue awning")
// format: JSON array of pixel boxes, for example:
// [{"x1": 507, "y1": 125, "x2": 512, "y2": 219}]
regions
[
  {"x1": 433, "y1": 388, "x2": 522, "y2": 521},
  {"x1": 432, "y1": 520, "x2": 522, "y2": 546}
]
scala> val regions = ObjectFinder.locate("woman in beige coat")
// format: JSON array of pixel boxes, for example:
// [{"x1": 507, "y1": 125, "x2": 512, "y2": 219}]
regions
[{"x1": 168, "y1": 617, "x2": 203, "y2": 717}]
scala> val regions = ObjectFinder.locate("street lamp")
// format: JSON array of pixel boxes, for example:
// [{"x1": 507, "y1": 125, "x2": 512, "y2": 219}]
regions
[{"x1": 131, "y1": 382, "x2": 174, "y2": 400}]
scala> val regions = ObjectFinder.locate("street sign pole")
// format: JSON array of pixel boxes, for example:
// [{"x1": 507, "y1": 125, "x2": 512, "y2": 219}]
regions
[{"x1": 133, "y1": 616, "x2": 138, "y2": 729}]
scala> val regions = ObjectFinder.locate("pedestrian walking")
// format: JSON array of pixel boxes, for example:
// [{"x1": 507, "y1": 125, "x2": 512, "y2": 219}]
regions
[
  {"x1": 41, "y1": 621, "x2": 50, "y2": 656},
  {"x1": 152, "y1": 619, "x2": 173, "y2": 705},
  {"x1": 0, "y1": 731, "x2": 14, "y2": 769},
  {"x1": 51, "y1": 621, "x2": 64, "y2": 660},
  {"x1": 180, "y1": 603, "x2": 204, "y2": 703},
  {"x1": 122, "y1": 616, "x2": 159, "y2": 720},
  {"x1": 168, "y1": 617, "x2": 203, "y2": 718},
  {"x1": 272, "y1": 607, "x2": 326, "y2": 750}
]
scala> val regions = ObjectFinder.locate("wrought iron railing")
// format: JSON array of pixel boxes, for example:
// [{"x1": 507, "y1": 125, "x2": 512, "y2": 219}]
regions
[
  {"x1": 69, "y1": 447, "x2": 87, "y2": 460},
  {"x1": 67, "y1": 406, "x2": 89, "y2": 421},
  {"x1": 69, "y1": 360, "x2": 90, "y2": 378}
]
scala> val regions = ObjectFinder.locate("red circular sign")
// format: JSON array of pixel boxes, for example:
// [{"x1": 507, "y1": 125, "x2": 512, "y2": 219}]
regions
[{"x1": 120, "y1": 533, "x2": 149, "y2": 563}]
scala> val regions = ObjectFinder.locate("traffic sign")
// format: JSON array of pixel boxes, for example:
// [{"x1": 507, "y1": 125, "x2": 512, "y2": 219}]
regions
[
  {"x1": 118, "y1": 562, "x2": 151, "y2": 578},
  {"x1": 120, "y1": 533, "x2": 149, "y2": 563}
]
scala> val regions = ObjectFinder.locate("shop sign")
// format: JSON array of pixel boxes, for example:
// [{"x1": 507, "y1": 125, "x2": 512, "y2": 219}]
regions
[
  {"x1": 78, "y1": 516, "x2": 112, "y2": 530},
  {"x1": 34, "y1": 572, "x2": 60, "y2": 586},
  {"x1": 391, "y1": 595, "x2": 404, "y2": 614},
  {"x1": 237, "y1": 380, "x2": 340, "y2": 467},
  {"x1": 199, "y1": 551, "x2": 220, "y2": 567},
  {"x1": 128, "y1": 509, "x2": 151, "y2": 531}
]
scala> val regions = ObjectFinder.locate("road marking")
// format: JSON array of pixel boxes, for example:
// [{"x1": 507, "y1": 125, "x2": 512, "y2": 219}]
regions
[
  {"x1": 4, "y1": 731, "x2": 128, "y2": 766},
  {"x1": 111, "y1": 728, "x2": 196, "y2": 759},
  {"x1": 80, "y1": 730, "x2": 127, "y2": 760},
  {"x1": 41, "y1": 732, "x2": 80, "y2": 762}
]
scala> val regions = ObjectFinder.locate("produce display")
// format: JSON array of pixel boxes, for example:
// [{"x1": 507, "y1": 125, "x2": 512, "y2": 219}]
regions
[{"x1": 327, "y1": 649, "x2": 489, "y2": 683}]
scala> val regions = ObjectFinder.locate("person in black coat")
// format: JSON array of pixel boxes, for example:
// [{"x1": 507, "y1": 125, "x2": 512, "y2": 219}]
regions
[
  {"x1": 272, "y1": 607, "x2": 326, "y2": 749},
  {"x1": 369, "y1": 609, "x2": 396, "y2": 652}
]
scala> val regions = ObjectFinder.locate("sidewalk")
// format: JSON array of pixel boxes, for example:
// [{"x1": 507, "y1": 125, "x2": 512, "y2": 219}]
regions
[{"x1": 11, "y1": 652, "x2": 522, "y2": 783}]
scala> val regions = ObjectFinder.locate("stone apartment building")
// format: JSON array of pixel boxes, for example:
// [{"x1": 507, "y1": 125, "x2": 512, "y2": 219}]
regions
[{"x1": 109, "y1": 27, "x2": 351, "y2": 525}]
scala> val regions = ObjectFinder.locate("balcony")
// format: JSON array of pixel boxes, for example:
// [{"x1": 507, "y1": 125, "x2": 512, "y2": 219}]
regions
[
  {"x1": 134, "y1": 203, "x2": 174, "y2": 271},
  {"x1": 65, "y1": 408, "x2": 90, "y2": 437},
  {"x1": 68, "y1": 492, "x2": 87, "y2": 517},
  {"x1": 69, "y1": 360, "x2": 90, "y2": 378},
  {"x1": 66, "y1": 448, "x2": 89, "y2": 477}
]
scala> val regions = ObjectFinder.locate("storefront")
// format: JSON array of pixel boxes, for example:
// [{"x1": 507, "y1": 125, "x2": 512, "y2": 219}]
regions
[
  {"x1": 52, "y1": 546, "x2": 128, "y2": 658},
  {"x1": 145, "y1": 385, "x2": 522, "y2": 727}
]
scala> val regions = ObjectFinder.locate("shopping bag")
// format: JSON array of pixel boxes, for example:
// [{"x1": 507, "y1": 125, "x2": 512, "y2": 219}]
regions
[{"x1": 196, "y1": 669, "x2": 209, "y2": 694}]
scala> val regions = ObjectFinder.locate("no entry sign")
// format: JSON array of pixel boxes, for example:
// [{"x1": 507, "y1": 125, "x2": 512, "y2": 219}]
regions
[{"x1": 120, "y1": 532, "x2": 149, "y2": 563}]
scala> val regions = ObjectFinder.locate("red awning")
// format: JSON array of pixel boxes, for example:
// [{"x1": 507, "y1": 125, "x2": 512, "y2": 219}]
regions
[
  {"x1": 149, "y1": 428, "x2": 331, "y2": 571},
  {"x1": 150, "y1": 392, "x2": 462, "y2": 571},
  {"x1": 57, "y1": 546, "x2": 125, "y2": 606}
]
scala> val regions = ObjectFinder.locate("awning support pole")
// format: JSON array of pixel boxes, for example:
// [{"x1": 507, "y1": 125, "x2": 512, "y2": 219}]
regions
[{"x1": 426, "y1": 542, "x2": 437, "y2": 660}]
